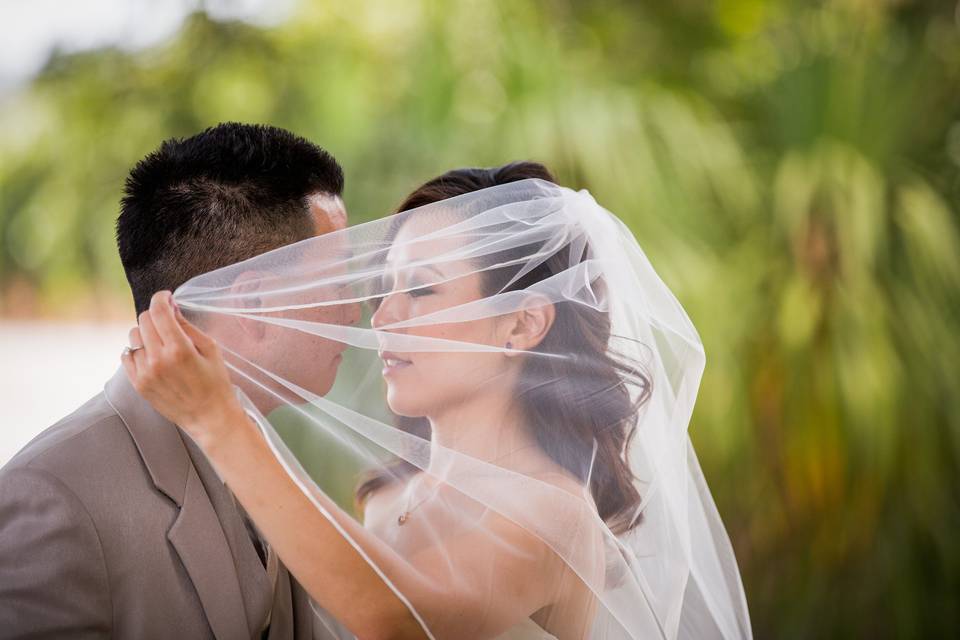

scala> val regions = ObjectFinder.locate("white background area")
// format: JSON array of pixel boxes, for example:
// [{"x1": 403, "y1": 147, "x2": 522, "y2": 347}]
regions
[
  {"x1": 0, "y1": 0, "x2": 294, "y2": 94},
  {"x1": 0, "y1": 322, "x2": 130, "y2": 465}
]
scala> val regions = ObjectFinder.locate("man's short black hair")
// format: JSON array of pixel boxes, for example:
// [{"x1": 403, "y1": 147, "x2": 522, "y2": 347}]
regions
[{"x1": 117, "y1": 122, "x2": 343, "y2": 315}]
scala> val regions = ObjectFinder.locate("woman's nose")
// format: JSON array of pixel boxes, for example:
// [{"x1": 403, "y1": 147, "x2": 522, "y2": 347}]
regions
[{"x1": 371, "y1": 294, "x2": 399, "y2": 329}]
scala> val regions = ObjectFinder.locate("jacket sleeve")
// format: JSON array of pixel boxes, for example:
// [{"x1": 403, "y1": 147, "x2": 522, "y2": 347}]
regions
[{"x1": 0, "y1": 466, "x2": 112, "y2": 638}]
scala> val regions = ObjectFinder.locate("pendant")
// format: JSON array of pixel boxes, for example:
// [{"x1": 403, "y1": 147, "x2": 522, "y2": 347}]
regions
[{"x1": 397, "y1": 512, "x2": 409, "y2": 526}]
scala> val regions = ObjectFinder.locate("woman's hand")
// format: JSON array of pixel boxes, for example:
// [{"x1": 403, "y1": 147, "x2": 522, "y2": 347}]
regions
[{"x1": 121, "y1": 290, "x2": 246, "y2": 449}]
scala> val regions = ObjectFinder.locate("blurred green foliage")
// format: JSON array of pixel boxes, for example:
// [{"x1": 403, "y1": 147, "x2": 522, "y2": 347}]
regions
[{"x1": 1, "y1": 0, "x2": 959, "y2": 636}]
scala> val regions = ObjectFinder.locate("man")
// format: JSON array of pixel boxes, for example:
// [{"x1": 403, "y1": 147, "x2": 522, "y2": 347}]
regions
[{"x1": 0, "y1": 123, "x2": 357, "y2": 638}]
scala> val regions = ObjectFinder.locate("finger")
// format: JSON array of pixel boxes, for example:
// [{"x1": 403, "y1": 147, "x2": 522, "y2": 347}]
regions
[
  {"x1": 172, "y1": 302, "x2": 218, "y2": 356},
  {"x1": 138, "y1": 308, "x2": 163, "y2": 353},
  {"x1": 128, "y1": 326, "x2": 143, "y2": 350},
  {"x1": 130, "y1": 342, "x2": 150, "y2": 369},
  {"x1": 149, "y1": 291, "x2": 194, "y2": 352},
  {"x1": 120, "y1": 347, "x2": 138, "y2": 383},
  {"x1": 176, "y1": 312, "x2": 219, "y2": 357},
  {"x1": 173, "y1": 301, "x2": 189, "y2": 325}
]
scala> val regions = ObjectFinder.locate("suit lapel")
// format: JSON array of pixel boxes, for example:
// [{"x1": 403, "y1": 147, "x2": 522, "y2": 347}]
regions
[
  {"x1": 183, "y1": 437, "x2": 274, "y2": 637},
  {"x1": 266, "y1": 565, "x2": 294, "y2": 640},
  {"x1": 168, "y1": 465, "x2": 252, "y2": 640},
  {"x1": 104, "y1": 368, "x2": 252, "y2": 640},
  {"x1": 103, "y1": 368, "x2": 189, "y2": 505}
]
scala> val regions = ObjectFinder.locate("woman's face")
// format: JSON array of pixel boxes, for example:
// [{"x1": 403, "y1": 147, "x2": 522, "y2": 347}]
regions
[{"x1": 370, "y1": 217, "x2": 511, "y2": 419}]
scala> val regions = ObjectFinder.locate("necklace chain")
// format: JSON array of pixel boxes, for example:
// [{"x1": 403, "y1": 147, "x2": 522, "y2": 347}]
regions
[
  {"x1": 397, "y1": 473, "x2": 437, "y2": 526},
  {"x1": 395, "y1": 442, "x2": 544, "y2": 526}
]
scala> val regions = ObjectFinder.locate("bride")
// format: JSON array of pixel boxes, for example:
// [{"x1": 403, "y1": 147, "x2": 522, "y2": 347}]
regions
[{"x1": 122, "y1": 163, "x2": 751, "y2": 639}]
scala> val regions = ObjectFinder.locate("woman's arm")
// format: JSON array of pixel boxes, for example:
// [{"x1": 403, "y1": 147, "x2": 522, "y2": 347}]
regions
[
  {"x1": 121, "y1": 291, "x2": 557, "y2": 639},
  {"x1": 199, "y1": 406, "x2": 431, "y2": 639}
]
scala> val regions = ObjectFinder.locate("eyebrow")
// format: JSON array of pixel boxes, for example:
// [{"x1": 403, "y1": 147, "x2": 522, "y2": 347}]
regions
[
  {"x1": 383, "y1": 260, "x2": 447, "y2": 279},
  {"x1": 417, "y1": 263, "x2": 446, "y2": 278}
]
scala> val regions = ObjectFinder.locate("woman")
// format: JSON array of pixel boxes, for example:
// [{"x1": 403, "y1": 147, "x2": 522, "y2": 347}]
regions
[{"x1": 123, "y1": 164, "x2": 751, "y2": 639}]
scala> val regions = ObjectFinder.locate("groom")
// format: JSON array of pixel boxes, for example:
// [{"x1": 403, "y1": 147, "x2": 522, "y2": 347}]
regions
[{"x1": 0, "y1": 123, "x2": 357, "y2": 638}]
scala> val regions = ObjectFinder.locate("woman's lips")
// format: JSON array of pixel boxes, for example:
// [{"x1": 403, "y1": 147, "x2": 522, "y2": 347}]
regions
[{"x1": 379, "y1": 351, "x2": 412, "y2": 376}]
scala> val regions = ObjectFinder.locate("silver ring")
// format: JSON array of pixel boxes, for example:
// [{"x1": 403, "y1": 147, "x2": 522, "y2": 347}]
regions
[{"x1": 123, "y1": 346, "x2": 145, "y2": 356}]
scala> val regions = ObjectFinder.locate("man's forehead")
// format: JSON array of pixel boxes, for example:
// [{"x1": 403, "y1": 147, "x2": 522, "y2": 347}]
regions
[{"x1": 308, "y1": 192, "x2": 348, "y2": 234}]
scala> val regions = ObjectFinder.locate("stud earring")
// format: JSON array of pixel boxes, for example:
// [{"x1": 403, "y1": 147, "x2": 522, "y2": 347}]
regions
[{"x1": 505, "y1": 341, "x2": 513, "y2": 349}]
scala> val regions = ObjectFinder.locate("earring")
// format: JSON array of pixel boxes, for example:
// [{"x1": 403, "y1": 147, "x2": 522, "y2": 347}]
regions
[{"x1": 505, "y1": 341, "x2": 513, "y2": 350}]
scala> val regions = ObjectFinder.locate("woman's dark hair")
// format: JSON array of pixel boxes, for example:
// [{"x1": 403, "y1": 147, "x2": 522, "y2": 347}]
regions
[{"x1": 356, "y1": 161, "x2": 651, "y2": 534}]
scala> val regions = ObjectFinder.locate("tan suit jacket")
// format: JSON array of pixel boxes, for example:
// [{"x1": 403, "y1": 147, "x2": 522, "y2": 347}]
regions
[{"x1": 0, "y1": 368, "x2": 336, "y2": 639}]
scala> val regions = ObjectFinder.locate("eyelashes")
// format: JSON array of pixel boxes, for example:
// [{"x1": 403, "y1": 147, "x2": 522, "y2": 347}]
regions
[
  {"x1": 407, "y1": 286, "x2": 435, "y2": 298},
  {"x1": 378, "y1": 273, "x2": 436, "y2": 299},
  {"x1": 369, "y1": 283, "x2": 434, "y2": 311}
]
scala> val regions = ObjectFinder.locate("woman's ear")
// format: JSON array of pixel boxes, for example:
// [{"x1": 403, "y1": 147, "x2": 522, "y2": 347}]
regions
[
  {"x1": 230, "y1": 270, "x2": 267, "y2": 341},
  {"x1": 503, "y1": 295, "x2": 556, "y2": 356}
]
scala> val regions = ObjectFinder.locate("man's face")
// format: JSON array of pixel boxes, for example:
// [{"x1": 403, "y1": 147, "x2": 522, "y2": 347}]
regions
[{"x1": 223, "y1": 192, "x2": 360, "y2": 413}]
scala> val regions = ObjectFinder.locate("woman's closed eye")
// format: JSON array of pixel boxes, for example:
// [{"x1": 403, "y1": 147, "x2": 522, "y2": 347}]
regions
[{"x1": 407, "y1": 285, "x2": 435, "y2": 298}]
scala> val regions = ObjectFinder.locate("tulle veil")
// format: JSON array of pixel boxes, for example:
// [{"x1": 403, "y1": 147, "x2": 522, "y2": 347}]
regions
[{"x1": 174, "y1": 179, "x2": 752, "y2": 639}]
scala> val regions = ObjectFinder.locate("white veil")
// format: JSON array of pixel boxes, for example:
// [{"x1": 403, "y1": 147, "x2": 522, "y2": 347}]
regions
[{"x1": 174, "y1": 179, "x2": 751, "y2": 639}]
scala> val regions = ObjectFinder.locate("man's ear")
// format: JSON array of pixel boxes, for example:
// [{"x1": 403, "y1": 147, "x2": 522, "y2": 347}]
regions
[
  {"x1": 502, "y1": 294, "x2": 556, "y2": 356},
  {"x1": 230, "y1": 270, "x2": 267, "y2": 341}
]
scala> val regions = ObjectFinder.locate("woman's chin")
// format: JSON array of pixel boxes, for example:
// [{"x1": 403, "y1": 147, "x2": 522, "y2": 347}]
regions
[{"x1": 385, "y1": 388, "x2": 426, "y2": 418}]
